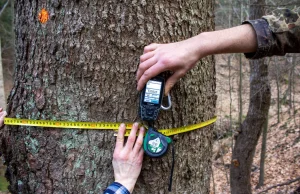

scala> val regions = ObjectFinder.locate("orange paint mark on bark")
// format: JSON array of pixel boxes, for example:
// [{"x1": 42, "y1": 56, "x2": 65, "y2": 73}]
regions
[
  {"x1": 38, "y1": 8, "x2": 49, "y2": 24},
  {"x1": 232, "y1": 159, "x2": 240, "y2": 167}
]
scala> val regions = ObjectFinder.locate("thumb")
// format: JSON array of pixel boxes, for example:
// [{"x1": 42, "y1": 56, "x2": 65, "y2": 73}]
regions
[{"x1": 164, "y1": 71, "x2": 184, "y2": 95}]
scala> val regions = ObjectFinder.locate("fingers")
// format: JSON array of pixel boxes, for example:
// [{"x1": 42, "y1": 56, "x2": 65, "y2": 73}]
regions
[
  {"x1": 115, "y1": 123, "x2": 126, "y2": 152},
  {"x1": 136, "y1": 55, "x2": 157, "y2": 82},
  {"x1": 137, "y1": 43, "x2": 163, "y2": 90},
  {"x1": 133, "y1": 127, "x2": 145, "y2": 155},
  {"x1": 138, "y1": 148, "x2": 144, "y2": 159},
  {"x1": 137, "y1": 62, "x2": 166, "y2": 91},
  {"x1": 137, "y1": 148, "x2": 144, "y2": 165},
  {"x1": 143, "y1": 43, "x2": 159, "y2": 54},
  {"x1": 164, "y1": 71, "x2": 185, "y2": 95},
  {"x1": 125, "y1": 122, "x2": 139, "y2": 151},
  {"x1": 115, "y1": 123, "x2": 145, "y2": 159},
  {"x1": 140, "y1": 51, "x2": 155, "y2": 63}
]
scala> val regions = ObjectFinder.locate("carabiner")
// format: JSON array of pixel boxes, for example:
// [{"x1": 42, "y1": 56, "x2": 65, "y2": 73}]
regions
[{"x1": 161, "y1": 93, "x2": 172, "y2": 110}]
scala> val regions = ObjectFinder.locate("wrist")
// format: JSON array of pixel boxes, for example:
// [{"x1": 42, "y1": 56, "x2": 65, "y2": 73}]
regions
[
  {"x1": 198, "y1": 31, "x2": 219, "y2": 57},
  {"x1": 189, "y1": 32, "x2": 214, "y2": 61}
]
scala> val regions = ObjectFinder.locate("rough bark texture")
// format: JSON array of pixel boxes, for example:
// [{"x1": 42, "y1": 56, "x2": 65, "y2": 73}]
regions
[
  {"x1": 230, "y1": 0, "x2": 270, "y2": 193},
  {"x1": 0, "y1": 0, "x2": 216, "y2": 193}
]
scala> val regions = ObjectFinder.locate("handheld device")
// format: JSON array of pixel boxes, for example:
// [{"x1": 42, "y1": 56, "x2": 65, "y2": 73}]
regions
[
  {"x1": 143, "y1": 127, "x2": 172, "y2": 157},
  {"x1": 139, "y1": 76, "x2": 165, "y2": 121},
  {"x1": 138, "y1": 76, "x2": 174, "y2": 189}
]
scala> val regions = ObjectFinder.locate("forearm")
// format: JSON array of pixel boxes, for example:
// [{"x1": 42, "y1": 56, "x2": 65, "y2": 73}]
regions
[{"x1": 190, "y1": 24, "x2": 257, "y2": 60}]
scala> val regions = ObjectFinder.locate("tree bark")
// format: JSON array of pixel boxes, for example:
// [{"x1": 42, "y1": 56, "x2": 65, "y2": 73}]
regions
[
  {"x1": 0, "y1": 0, "x2": 216, "y2": 193},
  {"x1": 230, "y1": 0, "x2": 270, "y2": 193}
]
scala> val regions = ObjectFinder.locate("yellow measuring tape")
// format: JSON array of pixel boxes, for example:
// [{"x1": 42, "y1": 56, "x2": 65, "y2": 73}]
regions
[{"x1": 4, "y1": 116, "x2": 217, "y2": 136}]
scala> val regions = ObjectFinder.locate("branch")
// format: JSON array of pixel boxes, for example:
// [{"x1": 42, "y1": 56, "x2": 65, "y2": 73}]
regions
[
  {"x1": 257, "y1": 176, "x2": 300, "y2": 194},
  {"x1": 0, "y1": 0, "x2": 10, "y2": 17}
]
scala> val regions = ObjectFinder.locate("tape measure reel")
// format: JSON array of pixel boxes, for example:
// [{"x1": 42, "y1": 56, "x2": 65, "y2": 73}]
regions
[{"x1": 143, "y1": 127, "x2": 172, "y2": 157}]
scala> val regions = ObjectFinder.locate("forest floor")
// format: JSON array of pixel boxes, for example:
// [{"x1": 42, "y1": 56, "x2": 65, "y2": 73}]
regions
[
  {"x1": 211, "y1": 114, "x2": 300, "y2": 194},
  {"x1": 210, "y1": 54, "x2": 300, "y2": 193}
]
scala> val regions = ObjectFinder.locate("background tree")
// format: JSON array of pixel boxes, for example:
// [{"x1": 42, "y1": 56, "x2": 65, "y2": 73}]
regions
[
  {"x1": 0, "y1": 0, "x2": 216, "y2": 193},
  {"x1": 230, "y1": 0, "x2": 271, "y2": 193}
]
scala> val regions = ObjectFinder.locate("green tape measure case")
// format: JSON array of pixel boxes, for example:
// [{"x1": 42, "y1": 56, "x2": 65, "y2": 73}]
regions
[{"x1": 143, "y1": 127, "x2": 172, "y2": 157}]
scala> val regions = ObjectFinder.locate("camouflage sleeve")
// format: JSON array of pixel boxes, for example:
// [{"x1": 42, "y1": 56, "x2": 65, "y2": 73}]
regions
[{"x1": 242, "y1": 7, "x2": 300, "y2": 59}]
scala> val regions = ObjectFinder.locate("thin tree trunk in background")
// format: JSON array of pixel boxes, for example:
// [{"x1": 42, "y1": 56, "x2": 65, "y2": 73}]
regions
[
  {"x1": 230, "y1": 0, "x2": 271, "y2": 193},
  {"x1": 0, "y1": 39, "x2": 6, "y2": 109},
  {"x1": 238, "y1": 56, "x2": 243, "y2": 125},
  {"x1": 0, "y1": 0, "x2": 10, "y2": 17},
  {"x1": 238, "y1": 1, "x2": 243, "y2": 126},
  {"x1": 0, "y1": 1, "x2": 216, "y2": 193},
  {"x1": 290, "y1": 54, "x2": 296, "y2": 123},
  {"x1": 288, "y1": 55, "x2": 293, "y2": 115},
  {"x1": 292, "y1": 54, "x2": 297, "y2": 127},
  {"x1": 276, "y1": 57, "x2": 281, "y2": 123},
  {"x1": 228, "y1": 55, "x2": 233, "y2": 137},
  {"x1": 228, "y1": 0, "x2": 233, "y2": 153},
  {"x1": 257, "y1": 112, "x2": 268, "y2": 188}
]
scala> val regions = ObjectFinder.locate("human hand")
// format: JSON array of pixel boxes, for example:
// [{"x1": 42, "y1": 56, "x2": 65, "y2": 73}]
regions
[
  {"x1": 136, "y1": 36, "x2": 206, "y2": 95},
  {"x1": 113, "y1": 123, "x2": 145, "y2": 193},
  {"x1": 0, "y1": 108, "x2": 7, "y2": 128}
]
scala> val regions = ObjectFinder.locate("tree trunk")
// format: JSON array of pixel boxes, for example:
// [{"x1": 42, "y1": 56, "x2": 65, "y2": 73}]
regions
[
  {"x1": 230, "y1": 0, "x2": 270, "y2": 193},
  {"x1": 0, "y1": 1, "x2": 216, "y2": 193}
]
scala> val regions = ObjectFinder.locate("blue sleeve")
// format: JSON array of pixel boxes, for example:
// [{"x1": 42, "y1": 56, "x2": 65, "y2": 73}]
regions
[{"x1": 103, "y1": 182, "x2": 131, "y2": 194}]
